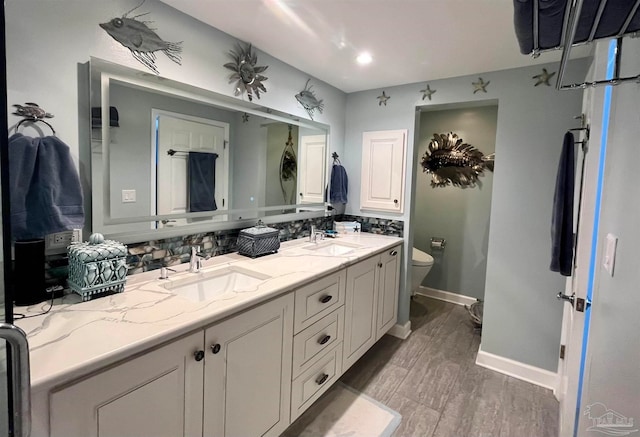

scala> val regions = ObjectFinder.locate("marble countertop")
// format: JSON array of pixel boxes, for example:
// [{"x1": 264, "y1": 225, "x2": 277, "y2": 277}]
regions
[{"x1": 15, "y1": 233, "x2": 403, "y2": 393}]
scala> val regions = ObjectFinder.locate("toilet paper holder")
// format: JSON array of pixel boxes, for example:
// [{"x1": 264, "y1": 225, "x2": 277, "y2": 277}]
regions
[{"x1": 431, "y1": 237, "x2": 446, "y2": 250}]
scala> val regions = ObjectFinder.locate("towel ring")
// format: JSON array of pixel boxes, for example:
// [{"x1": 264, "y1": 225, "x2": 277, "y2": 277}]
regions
[{"x1": 14, "y1": 118, "x2": 56, "y2": 135}]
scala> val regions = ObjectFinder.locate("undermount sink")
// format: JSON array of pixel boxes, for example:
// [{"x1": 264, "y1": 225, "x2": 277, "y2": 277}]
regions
[
  {"x1": 303, "y1": 241, "x2": 362, "y2": 256},
  {"x1": 162, "y1": 267, "x2": 271, "y2": 302}
]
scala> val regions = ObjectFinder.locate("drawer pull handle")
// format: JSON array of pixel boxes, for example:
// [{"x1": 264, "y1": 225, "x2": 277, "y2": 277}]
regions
[
  {"x1": 378, "y1": 262, "x2": 383, "y2": 268},
  {"x1": 211, "y1": 344, "x2": 221, "y2": 354},
  {"x1": 319, "y1": 295, "x2": 333, "y2": 304},
  {"x1": 390, "y1": 250, "x2": 398, "y2": 256},
  {"x1": 316, "y1": 373, "x2": 329, "y2": 385},
  {"x1": 318, "y1": 335, "x2": 331, "y2": 345},
  {"x1": 194, "y1": 350, "x2": 205, "y2": 362}
]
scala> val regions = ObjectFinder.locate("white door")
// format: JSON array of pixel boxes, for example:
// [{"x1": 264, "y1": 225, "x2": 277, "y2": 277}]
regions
[
  {"x1": 298, "y1": 134, "x2": 327, "y2": 204},
  {"x1": 361, "y1": 130, "x2": 407, "y2": 212},
  {"x1": 155, "y1": 111, "x2": 229, "y2": 227}
]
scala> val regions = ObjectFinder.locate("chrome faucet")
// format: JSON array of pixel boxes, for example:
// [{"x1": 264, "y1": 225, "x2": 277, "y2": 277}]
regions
[
  {"x1": 189, "y1": 245, "x2": 209, "y2": 273},
  {"x1": 309, "y1": 225, "x2": 325, "y2": 243}
]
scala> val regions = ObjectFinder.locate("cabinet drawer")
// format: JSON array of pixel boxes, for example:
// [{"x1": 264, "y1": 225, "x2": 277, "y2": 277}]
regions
[
  {"x1": 292, "y1": 306, "x2": 344, "y2": 378},
  {"x1": 291, "y1": 343, "x2": 343, "y2": 422},
  {"x1": 294, "y1": 270, "x2": 346, "y2": 333}
]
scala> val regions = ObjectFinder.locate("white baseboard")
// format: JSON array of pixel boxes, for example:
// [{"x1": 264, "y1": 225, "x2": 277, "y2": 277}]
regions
[
  {"x1": 476, "y1": 345, "x2": 559, "y2": 394},
  {"x1": 415, "y1": 286, "x2": 478, "y2": 306},
  {"x1": 387, "y1": 321, "x2": 412, "y2": 340}
]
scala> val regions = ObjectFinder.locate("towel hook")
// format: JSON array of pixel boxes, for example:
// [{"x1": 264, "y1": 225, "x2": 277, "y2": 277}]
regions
[
  {"x1": 331, "y1": 152, "x2": 341, "y2": 164},
  {"x1": 12, "y1": 103, "x2": 56, "y2": 135}
]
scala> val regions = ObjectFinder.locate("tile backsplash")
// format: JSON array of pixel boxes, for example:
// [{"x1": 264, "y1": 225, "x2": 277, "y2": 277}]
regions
[{"x1": 44, "y1": 214, "x2": 404, "y2": 285}]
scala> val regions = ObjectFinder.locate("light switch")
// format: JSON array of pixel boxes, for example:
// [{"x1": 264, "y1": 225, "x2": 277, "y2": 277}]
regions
[
  {"x1": 122, "y1": 189, "x2": 136, "y2": 203},
  {"x1": 603, "y1": 233, "x2": 618, "y2": 276}
]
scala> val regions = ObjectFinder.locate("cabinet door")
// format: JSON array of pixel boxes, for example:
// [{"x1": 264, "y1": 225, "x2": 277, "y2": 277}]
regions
[
  {"x1": 343, "y1": 255, "x2": 379, "y2": 370},
  {"x1": 298, "y1": 134, "x2": 327, "y2": 204},
  {"x1": 204, "y1": 293, "x2": 294, "y2": 437},
  {"x1": 376, "y1": 246, "x2": 402, "y2": 339},
  {"x1": 50, "y1": 332, "x2": 205, "y2": 437},
  {"x1": 361, "y1": 130, "x2": 407, "y2": 212}
]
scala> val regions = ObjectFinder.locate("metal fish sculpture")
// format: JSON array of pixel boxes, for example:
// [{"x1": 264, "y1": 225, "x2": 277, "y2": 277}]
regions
[
  {"x1": 420, "y1": 132, "x2": 495, "y2": 188},
  {"x1": 295, "y1": 79, "x2": 324, "y2": 120},
  {"x1": 12, "y1": 103, "x2": 53, "y2": 120},
  {"x1": 99, "y1": 1, "x2": 182, "y2": 74}
]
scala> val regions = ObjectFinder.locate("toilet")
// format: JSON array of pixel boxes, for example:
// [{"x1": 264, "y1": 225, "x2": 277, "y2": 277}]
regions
[{"x1": 411, "y1": 247, "x2": 434, "y2": 294}]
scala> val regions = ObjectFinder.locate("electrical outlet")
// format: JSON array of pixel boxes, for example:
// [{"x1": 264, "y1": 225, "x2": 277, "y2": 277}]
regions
[
  {"x1": 122, "y1": 189, "x2": 136, "y2": 203},
  {"x1": 71, "y1": 229, "x2": 82, "y2": 243},
  {"x1": 47, "y1": 231, "x2": 74, "y2": 249}
]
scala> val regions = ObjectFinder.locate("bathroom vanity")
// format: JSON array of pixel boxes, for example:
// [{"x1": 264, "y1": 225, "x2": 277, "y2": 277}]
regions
[{"x1": 17, "y1": 233, "x2": 403, "y2": 437}]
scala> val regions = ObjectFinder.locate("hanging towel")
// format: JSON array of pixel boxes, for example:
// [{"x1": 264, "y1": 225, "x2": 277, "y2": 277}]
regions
[
  {"x1": 329, "y1": 164, "x2": 348, "y2": 204},
  {"x1": 9, "y1": 133, "x2": 84, "y2": 240},
  {"x1": 188, "y1": 151, "x2": 218, "y2": 212},
  {"x1": 550, "y1": 132, "x2": 576, "y2": 276}
]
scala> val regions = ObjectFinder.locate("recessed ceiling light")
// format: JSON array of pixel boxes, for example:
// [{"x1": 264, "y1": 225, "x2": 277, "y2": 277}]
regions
[{"x1": 356, "y1": 52, "x2": 372, "y2": 65}]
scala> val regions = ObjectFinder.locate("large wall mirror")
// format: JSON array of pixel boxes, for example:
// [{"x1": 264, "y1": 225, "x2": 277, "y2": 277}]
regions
[{"x1": 90, "y1": 58, "x2": 329, "y2": 242}]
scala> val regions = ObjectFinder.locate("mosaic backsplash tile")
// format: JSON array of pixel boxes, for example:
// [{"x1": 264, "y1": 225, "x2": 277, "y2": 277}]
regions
[{"x1": 335, "y1": 214, "x2": 404, "y2": 237}]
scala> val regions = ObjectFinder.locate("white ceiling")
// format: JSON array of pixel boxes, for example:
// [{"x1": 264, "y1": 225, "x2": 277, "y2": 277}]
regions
[{"x1": 161, "y1": 0, "x2": 590, "y2": 93}]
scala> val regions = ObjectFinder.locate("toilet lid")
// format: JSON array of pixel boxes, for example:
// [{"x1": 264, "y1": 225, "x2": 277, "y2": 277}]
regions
[{"x1": 412, "y1": 248, "x2": 434, "y2": 266}]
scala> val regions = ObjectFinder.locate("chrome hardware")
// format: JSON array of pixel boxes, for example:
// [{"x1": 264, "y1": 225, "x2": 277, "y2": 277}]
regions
[
  {"x1": 211, "y1": 343, "x2": 221, "y2": 354},
  {"x1": 390, "y1": 250, "x2": 398, "y2": 256},
  {"x1": 318, "y1": 335, "x2": 331, "y2": 345},
  {"x1": 159, "y1": 266, "x2": 176, "y2": 280},
  {"x1": 0, "y1": 323, "x2": 31, "y2": 437},
  {"x1": 431, "y1": 237, "x2": 446, "y2": 250},
  {"x1": 316, "y1": 373, "x2": 329, "y2": 385},
  {"x1": 309, "y1": 225, "x2": 325, "y2": 243},
  {"x1": 194, "y1": 350, "x2": 205, "y2": 361},
  {"x1": 556, "y1": 291, "x2": 575, "y2": 306},
  {"x1": 319, "y1": 295, "x2": 332, "y2": 304},
  {"x1": 189, "y1": 246, "x2": 210, "y2": 273},
  {"x1": 161, "y1": 219, "x2": 176, "y2": 225}
]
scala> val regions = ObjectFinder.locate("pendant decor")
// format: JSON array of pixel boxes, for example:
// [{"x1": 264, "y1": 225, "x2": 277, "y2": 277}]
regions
[
  {"x1": 295, "y1": 79, "x2": 324, "y2": 120},
  {"x1": 223, "y1": 42, "x2": 268, "y2": 101},
  {"x1": 420, "y1": 132, "x2": 495, "y2": 188},
  {"x1": 99, "y1": 0, "x2": 182, "y2": 75},
  {"x1": 279, "y1": 125, "x2": 297, "y2": 204},
  {"x1": 377, "y1": 91, "x2": 390, "y2": 106},
  {"x1": 420, "y1": 84, "x2": 436, "y2": 101},
  {"x1": 532, "y1": 68, "x2": 556, "y2": 86},
  {"x1": 472, "y1": 77, "x2": 490, "y2": 94}
]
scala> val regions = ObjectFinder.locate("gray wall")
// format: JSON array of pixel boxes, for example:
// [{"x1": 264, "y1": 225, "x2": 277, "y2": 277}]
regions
[
  {"x1": 345, "y1": 59, "x2": 587, "y2": 371},
  {"x1": 415, "y1": 105, "x2": 497, "y2": 299},
  {"x1": 578, "y1": 38, "x2": 640, "y2": 432}
]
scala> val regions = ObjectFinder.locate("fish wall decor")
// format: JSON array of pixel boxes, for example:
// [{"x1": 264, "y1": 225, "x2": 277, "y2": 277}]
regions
[
  {"x1": 99, "y1": 1, "x2": 182, "y2": 75},
  {"x1": 295, "y1": 79, "x2": 324, "y2": 120},
  {"x1": 420, "y1": 132, "x2": 495, "y2": 188},
  {"x1": 224, "y1": 42, "x2": 268, "y2": 102}
]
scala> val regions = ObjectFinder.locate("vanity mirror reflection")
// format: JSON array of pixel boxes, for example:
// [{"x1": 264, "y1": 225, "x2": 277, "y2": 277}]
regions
[{"x1": 89, "y1": 58, "x2": 329, "y2": 242}]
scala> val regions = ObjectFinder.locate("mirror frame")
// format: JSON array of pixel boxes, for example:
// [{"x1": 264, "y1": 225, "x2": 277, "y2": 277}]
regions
[{"x1": 90, "y1": 58, "x2": 330, "y2": 243}]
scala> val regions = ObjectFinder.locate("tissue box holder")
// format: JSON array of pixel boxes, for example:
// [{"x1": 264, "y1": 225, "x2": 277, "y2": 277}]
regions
[
  {"x1": 68, "y1": 237, "x2": 128, "y2": 302},
  {"x1": 237, "y1": 224, "x2": 280, "y2": 258}
]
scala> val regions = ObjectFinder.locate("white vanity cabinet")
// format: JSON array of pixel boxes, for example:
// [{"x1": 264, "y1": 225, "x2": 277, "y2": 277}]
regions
[
  {"x1": 343, "y1": 244, "x2": 402, "y2": 370},
  {"x1": 203, "y1": 293, "x2": 294, "y2": 437},
  {"x1": 50, "y1": 331, "x2": 205, "y2": 437}
]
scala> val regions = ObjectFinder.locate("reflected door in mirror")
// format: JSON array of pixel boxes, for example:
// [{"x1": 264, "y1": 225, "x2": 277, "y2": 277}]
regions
[{"x1": 298, "y1": 134, "x2": 327, "y2": 204}]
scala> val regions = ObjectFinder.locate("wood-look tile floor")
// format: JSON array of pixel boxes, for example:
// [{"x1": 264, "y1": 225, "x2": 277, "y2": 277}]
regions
[{"x1": 338, "y1": 295, "x2": 559, "y2": 437}]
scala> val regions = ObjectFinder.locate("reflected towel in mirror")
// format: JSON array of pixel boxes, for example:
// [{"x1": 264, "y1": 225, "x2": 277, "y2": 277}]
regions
[{"x1": 188, "y1": 151, "x2": 218, "y2": 212}]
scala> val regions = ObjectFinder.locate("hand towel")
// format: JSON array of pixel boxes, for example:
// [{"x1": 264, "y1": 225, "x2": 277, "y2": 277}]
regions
[
  {"x1": 188, "y1": 151, "x2": 218, "y2": 212},
  {"x1": 550, "y1": 132, "x2": 575, "y2": 276},
  {"x1": 329, "y1": 164, "x2": 348, "y2": 204},
  {"x1": 9, "y1": 133, "x2": 84, "y2": 240}
]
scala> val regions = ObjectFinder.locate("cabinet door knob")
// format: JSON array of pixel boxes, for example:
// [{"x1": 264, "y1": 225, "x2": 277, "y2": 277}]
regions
[
  {"x1": 378, "y1": 262, "x2": 383, "y2": 268},
  {"x1": 316, "y1": 373, "x2": 329, "y2": 385},
  {"x1": 318, "y1": 335, "x2": 331, "y2": 345},
  {"x1": 211, "y1": 344, "x2": 221, "y2": 354},
  {"x1": 394, "y1": 199, "x2": 398, "y2": 204},
  {"x1": 194, "y1": 350, "x2": 205, "y2": 361},
  {"x1": 319, "y1": 295, "x2": 333, "y2": 304},
  {"x1": 390, "y1": 250, "x2": 398, "y2": 256}
]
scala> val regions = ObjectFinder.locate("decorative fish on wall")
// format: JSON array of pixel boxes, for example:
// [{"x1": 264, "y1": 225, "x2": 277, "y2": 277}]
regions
[
  {"x1": 295, "y1": 79, "x2": 324, "y2": 120},
  {"x1": 420, "y1": 132, "x2": 495, "y2": 188},
  {"x1": 100, "y1": 1, "x2": 182, "y2": 75}
]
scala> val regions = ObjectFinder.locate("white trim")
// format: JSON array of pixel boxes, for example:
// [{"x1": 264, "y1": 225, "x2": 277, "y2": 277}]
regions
[
  {"x1": 386, "y1": 321, "x2": 411, "y2": 340},
  {"x1": 476, "y1": 345, "x2": 559, "y2": 395},
  {"x1": 415, "y1": 286, "x2": 478, "y2": 306}
]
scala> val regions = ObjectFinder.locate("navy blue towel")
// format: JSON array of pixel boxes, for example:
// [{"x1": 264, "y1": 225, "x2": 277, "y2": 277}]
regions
[
  {"x1": 9, "y1": 133, "x2": 84, "y2": 240},
  {"x1": 550, "y1": 132, "x2": 576, "y2": 276},
  {"x1": 188, "y1": 152, "x2": 218, "y2": 212},
  {"x1": 329, "y1": 164, "x2": 348, "y2": 204}
]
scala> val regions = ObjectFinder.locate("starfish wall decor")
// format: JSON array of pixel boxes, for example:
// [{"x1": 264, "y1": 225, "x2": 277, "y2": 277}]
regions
[
  {"x1": 241, "y1": 113, "x2": 250, "y2": 123},
  {"x1": 420, "y1": 84, "x2": 436, "y2": 101},
  {"x1": 472, "y1": 77, "x2": 490, "y2": 94},
  {"x1": 377, "y1": 91, "x2": 390, "y2": 106},
  {"x1": 532, "y1": 68, "x2": 556, "y2": 86}
]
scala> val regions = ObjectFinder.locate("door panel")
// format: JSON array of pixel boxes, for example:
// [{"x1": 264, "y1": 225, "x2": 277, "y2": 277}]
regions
[{"x1": 298, "y1": 134, "x2": 326, "y2": 204}]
